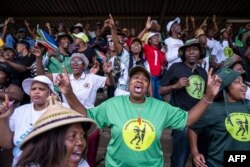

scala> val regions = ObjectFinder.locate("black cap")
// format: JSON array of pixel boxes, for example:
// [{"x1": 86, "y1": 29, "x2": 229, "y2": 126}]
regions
[
  {"x1": 0, "y1": 63, "x2": 12, "y2": 76},
  {"x1": 129, "y1": 66, "x2": 150, "y2": 81}
]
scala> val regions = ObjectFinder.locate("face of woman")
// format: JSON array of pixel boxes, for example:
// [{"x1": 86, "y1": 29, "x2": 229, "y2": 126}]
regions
[
  {"x1": 29, "y1": 82, "x2": 50, "y2": 105},
  {"x1": 70, "y1": 57, "x2": 85, "y2": 75},
  {"x1": 227, "y1": 76, "x2": 247, "y2": 102},
  {"x1": 128, "y1": 71, "x2": 150, "y2": 103},
  {"x1": 130, "y1": 41, "x2": 142, "y2": 54},
  {"x1": 65, "y1": 123, "x2": 87, "y2": 167}
]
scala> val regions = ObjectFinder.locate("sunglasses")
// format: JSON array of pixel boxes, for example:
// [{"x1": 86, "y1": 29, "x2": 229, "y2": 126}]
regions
[{"x1": 70, "y1": 60, "x2": 84, "y2": 65}]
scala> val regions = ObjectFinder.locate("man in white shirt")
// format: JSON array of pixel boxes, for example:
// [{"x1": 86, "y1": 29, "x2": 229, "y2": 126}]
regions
[{"x1": 164, "y1": 17, "x2": 184, "y2": 69}]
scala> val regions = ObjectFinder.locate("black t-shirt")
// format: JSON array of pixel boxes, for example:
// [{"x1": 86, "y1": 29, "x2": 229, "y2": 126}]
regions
[
  {"x1": 14, "y1": 53, "x2": 36, "y2": 80},
  {"x1": 73, "y1": 47, "x2": 96, "y2": 68},
  {"x1": 160, "y1": 62, "x2": 207, "y2": 110}
]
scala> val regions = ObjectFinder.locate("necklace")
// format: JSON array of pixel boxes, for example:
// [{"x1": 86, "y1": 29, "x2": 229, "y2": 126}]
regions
[{"x1": 130, "y1": 102, "x2": 144, "y2": 125}]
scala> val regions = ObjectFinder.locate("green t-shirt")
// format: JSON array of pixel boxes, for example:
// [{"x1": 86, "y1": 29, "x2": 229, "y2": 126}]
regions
[
  {"x1": 87, "y1": 96, "x2": 188, "y2": 167},
  {"x1": 48, "y1": 54, "x2": 72, "y2": 73},
  {"x1": 191, "y1": 101, "x2": 250, "y2": 167}
]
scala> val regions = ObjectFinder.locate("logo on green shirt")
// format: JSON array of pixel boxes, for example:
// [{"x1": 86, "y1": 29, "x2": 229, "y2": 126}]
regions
[
  {"x1": 186, "y1": 75, "x2": 205, "y2": 99},
  {"x1": 123, "y1": 119, "x2": 155, "y2": 151},
  {"x1": 223, "y1": 47, "x2": 234, "y2": 58},
  {"x1": 225, "y1": 113, "x2": 250, "y2": 142}
]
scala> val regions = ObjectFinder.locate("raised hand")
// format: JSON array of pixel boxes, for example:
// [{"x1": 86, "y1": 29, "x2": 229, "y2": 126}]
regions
[
  {"x1": 55, "y1": 66, "x2": 72, "y2": 95},
  {"x1": 212, "y1": 14, "x2": 217, "y2": 23},
  {"x1": 103, "y1": 61, "x2": 112, "y2": 74},
  {"x1": 206, "y1": 68, "x2": 222, "y2": 98},
  {"x1": 0, "y1": 94, "x2": 14, "y2": 119},
  {"x1": 146, "y1": 16, "x2": 152, "y2": 30},
  {"x1": 24, "y1": 20, "x2": 29, "y2": 27},
  {"x1": 30, "y1": 46, "x2": 42, "y2": 58}
]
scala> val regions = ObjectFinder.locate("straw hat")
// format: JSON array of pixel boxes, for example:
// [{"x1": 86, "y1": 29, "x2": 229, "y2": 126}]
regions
[
  {"x1": 20, "y1": 96, "x2": 97, "y2": 149},
  {"x1": 194, "y1": 29, "x2": 206, "y2": 38}
]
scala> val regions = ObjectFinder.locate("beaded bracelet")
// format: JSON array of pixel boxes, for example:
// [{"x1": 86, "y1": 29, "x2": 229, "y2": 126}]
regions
[{"x1": 202, "y1": 96, "x2": 213, "y2": 104}]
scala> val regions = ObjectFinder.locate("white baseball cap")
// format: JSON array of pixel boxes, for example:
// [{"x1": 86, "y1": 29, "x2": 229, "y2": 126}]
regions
[
  {"x1": 166, "y1": 17, "x2": 181, "y2": 32},
  {"x1": 22, "y1": 75, "x2": 57, "y2": 95}
]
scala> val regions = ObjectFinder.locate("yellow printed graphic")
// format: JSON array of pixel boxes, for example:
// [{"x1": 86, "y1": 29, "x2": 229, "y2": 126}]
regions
[
  {"x1": 225, "y1": 113, "x2": 250, "y2": 142},
  {"x1": 123, "y1": 119, "x2": 155, "y2": 151},
  {"x1": 186, "y1": 75, "x2": 205, "y2": 99},
  {"x1": 224, "y1": 47, "x2": 234, "y2": 58}
]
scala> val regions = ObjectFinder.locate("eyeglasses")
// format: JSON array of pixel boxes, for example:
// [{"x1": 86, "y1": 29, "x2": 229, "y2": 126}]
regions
[{"x1": 70, "y1": 60, "x2": 84, "y2": 65}]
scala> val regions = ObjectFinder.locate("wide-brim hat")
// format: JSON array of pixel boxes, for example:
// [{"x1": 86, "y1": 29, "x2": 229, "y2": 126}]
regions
[
  {"x1": 178, "y1": 38, "x2": 206, "y2": 60},
  {"x1": 70, "y1": 53, "x2": 89, "y2": 67},
  {"x1": 22, "y1": 75, "x2": 58, "y2": 95},
  {"x1": 20, "y1": 96, "x2": 97, "y2": 149},
  {"x1": 72, "y1": 32, "x2": 89, "y2": 43},
  {"x1": 166, "y1": 17, "x2": 181, "y2": 32},
  {"x1": 216, "y1": 67, "x2": 243, "y2": 91},
  {"x1": 147, "y1": 32, "x2": 161, "y2": 43},
  {"x1": 129, "y1": 66, "x2": 150, "y2": 81},
  {"x1": 3, "y1": 47, "x2": 17, "y2": 57},
  {"x1": 194, "y1": 29, "x2": 206, "y2": 38},
  {"x1": 57, "y1": 32, "x2": 73, "y2": 43},
  {"x1": 70, "y1": 23, "x2": 84, "y2": 33}
]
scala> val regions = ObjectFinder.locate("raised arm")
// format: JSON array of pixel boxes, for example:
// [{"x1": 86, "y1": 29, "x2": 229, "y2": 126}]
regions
[
  {"x1": 103, "y1": 61, "x2": 115, "y2": 86},
  {"x1": 56, "y1": 67, "x2": 87, "y2": 116},
  {"x1": 30, "y1": 46, "x2": 53, "y2": 80},
  {"x1": 0, "y1": 17, "x2": 13, "y2": 40},
  {"x1": 105, "y1": 14, "x2": 123, "y2": 55},
  {"x1": 138, "y1": 16, "x2": 151, "y2": 40},
  {"x1": 0, "y1": 94, "x2": 14, "y2": 149},
  {"x1": 24, "y1": 20, "x2": 36, "y2": 39},
  {"x1": 212, "y1": 15, "x2": 219, "y2": 34}
]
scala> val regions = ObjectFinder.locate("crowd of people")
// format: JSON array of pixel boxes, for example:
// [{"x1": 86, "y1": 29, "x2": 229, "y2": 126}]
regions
[{"x1": 0, "y1": 13, "x2": 249, "y2": 167}]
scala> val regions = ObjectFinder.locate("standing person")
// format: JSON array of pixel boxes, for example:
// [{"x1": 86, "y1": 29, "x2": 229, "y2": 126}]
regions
[
  {"x1": 159, "y1": 38, "x2": 207, "y2": 167},
  {"x1": 34, "y1": 47, "x2": 114, "y2": 167},
  {"x1": 104, "y1": 14, "x2": 151, "y2": 96},
  {"x1": 15, "y1": 95, "x2": 97, "y2": 167},
  {"x1": 188, "y1": 67, "x2": 250, "y2": 167},
  {"x1": 72, "y1": 32, "x2": 96, "y2": 70},
  {"x1": 164, "y1": 17, "x2": 184, "y2": 69},
  {"x1": 138, "y1": 16, "x2": 166, "y2": 100},
  {"x1": 47, "y1": 32, "x2": 73, "y2": 74},
  {"x1": 0, "y1": 75, "x2": 58, "y2": 166},
  {"x1": 55, "y1": 64, "x2": 222, "y2": 167}
]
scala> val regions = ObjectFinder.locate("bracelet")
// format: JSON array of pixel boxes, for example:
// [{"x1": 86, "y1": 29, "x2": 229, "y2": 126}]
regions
[{"x1": 202, "y1": 96, "x2": 213, "y2": 104}]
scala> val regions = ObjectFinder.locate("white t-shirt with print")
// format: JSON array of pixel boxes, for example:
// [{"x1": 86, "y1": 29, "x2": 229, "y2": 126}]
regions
[
  {"x1": 164, "y1": 37, "x2": 183, "y2": 69},
  {"x1": 9, "y1": 102, "x2": 86, "y2": 167},
  {"x1": 9, "y1": 103, "x2": 47, "y2": 167},
  {"x1": 53, "y1": 73, "x2": 107, "y2": 109},
  {"x1": 211, "y1": 40, "x2": 230, "y2": 64}
]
